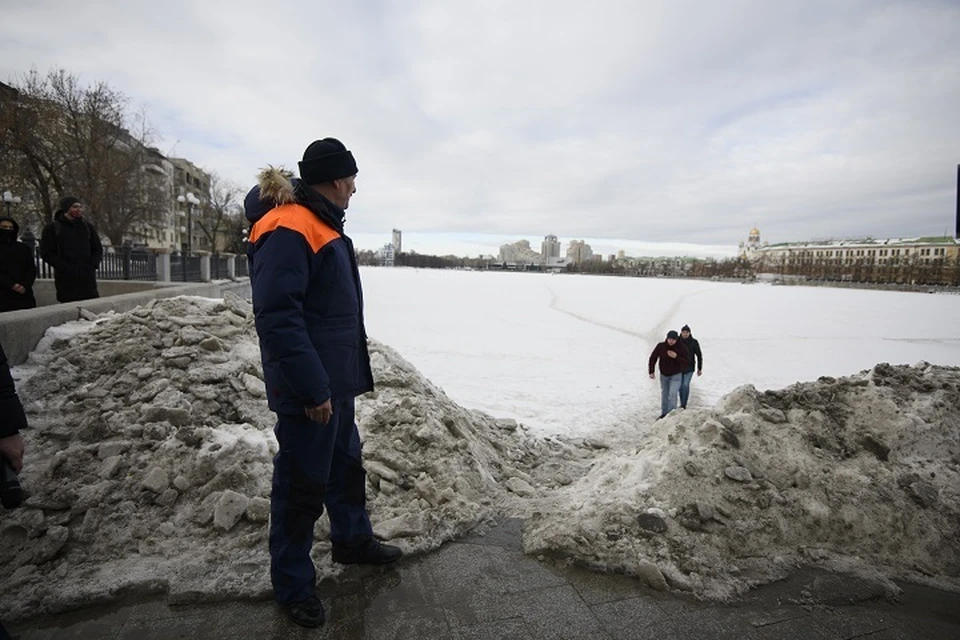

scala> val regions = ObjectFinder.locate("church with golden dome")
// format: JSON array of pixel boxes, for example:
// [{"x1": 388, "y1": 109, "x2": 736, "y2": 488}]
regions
[{"x1": 738, "y1": 227, "x2": 763, "y2": 260}]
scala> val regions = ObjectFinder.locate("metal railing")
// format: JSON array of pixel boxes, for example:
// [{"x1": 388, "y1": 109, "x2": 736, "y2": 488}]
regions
[
  {"x1": 171, "y1": 253, "x2": 203, "y2": 282},
  {"x1": 100, "y1": 247, "x2": 158, "y2": 281},
  {"x1": 234, "y1": 255, "x2": 249, "y2": 277},
  {"x1": 33, "y1": 245, "x2": 157, "y2": 281},
  {"x1": 211, "y1": 254, "x2": 230, "y2": 280}
]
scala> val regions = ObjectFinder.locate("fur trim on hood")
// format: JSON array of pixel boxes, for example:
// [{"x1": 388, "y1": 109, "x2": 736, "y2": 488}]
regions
[
  {"x1": 257, "y1": 166, "x2": 297, "y2": 206},
  {"x1": 245, "y1": 166, "x2": 298, "y2": 224}
]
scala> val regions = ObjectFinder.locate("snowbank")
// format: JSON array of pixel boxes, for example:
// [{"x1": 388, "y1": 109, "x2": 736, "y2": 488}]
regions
[
  {"x1": 524, "y1": 363, "x2": 960, "y2": 600},
  {"x1": 2, "y1": 293, "x2": 957, "y2": 620},
  {"x1": 0, "y1": 295, "x2": 588, "y2": 620}
]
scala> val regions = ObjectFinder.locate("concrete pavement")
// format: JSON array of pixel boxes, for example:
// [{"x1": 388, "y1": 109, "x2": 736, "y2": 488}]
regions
[{"x1": 6, "y1": 518, "x2": 959, "y2": 639}]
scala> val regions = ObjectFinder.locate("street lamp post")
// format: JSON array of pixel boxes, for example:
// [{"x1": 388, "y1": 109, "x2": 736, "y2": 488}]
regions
[
  {"x1": 176, "y1": 192, "x2": 200, "y2": 256},
  {"x1": 2, "y1": 190, "x2": 22, "y2": 217}
]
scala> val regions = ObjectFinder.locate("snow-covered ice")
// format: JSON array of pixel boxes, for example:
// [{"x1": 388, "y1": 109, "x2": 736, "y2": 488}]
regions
[
  {"x1": 1, "y1": 270, "x2": 959, "y2": 620},
  {"x1": 361, "y1": 269, "x2": 960, "y2": 435}
]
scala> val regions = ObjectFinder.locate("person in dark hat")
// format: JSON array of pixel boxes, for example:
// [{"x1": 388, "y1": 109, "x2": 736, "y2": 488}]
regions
[
  {"x1": 0, "y1": 216, "x2": 37, "y2": 312},
  {"x1": 244, "y1": 138, "x2": 400, "y2": 629},
  {"x1": 677, "y1": 324, "x2": 703, "y2": 409},
  {"x1": 648, "y1": 329, "x2": 689, "y2": 419},
  {"x1": 39, "y1": 196, "x2": 102, "y2": 303}
]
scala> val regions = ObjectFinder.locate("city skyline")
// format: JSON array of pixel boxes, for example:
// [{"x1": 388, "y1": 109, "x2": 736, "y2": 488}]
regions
[{"x1": 2, "y1": 1, "x2": 958, "y2": 247}]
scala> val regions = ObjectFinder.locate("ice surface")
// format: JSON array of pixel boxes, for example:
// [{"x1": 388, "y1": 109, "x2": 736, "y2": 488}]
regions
[{"x1": 361, "y1": 269, "x2": 960, "y2": 435}]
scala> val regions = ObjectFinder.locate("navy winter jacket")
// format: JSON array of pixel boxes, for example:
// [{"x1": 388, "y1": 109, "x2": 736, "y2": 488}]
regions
[{"x1": 245, "y1": 168, "x2": 373, "y2": 415}]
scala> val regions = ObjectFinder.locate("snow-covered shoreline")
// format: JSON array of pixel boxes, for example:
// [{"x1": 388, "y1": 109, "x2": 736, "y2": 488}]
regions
[{"x1": 1, "y1": 294, "x2": 958, "y2": 621}]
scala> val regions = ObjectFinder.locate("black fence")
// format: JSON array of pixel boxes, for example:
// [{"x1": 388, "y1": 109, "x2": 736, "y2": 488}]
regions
[
  {"x1": 234, "y1": 255, "x2": 249, "y2": 277},
  {"x1": 171, "y1": 253, "x2": 203, "y2": 282},
  {"x1": 29, "y1": 244, "x2": 248, "y2": 283},
  {"x1": 210, "y1": 254, "x2": 230, "y2": 280},
  {"x1": 33, "y1": 246, "x2": 157, "y2": 281}
]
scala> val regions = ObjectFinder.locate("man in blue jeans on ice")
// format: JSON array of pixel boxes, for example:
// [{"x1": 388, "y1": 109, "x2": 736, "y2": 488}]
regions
[
  {"x1": 649, "y1": 330, "x2": 689, "y2": 419},
  {"x1": 246, "y1": 137, "x2": 402, "y2": 629}
]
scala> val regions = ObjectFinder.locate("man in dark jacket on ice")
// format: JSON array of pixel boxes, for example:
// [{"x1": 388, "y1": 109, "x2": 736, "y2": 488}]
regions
[
  {"x1": 245, "y1": 138, "x2": 401, "y2": 629},
  {"x1": 649, "y1": 330, "x2": 689, "y2": 419},
  {"x1": 678, "y1": 324, "x2": 703, "y2": 409},
  {"x1": 39, "y1": 197, "x2": 102, "y2": 303}
]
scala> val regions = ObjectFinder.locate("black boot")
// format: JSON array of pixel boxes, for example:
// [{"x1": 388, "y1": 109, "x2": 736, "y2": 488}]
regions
[
  {"x1": 283, "y1": 596, "x2": 325, "y2": 628},
  {"x1": 332, "y1": 538, "x2": 403, "y2": 565}
]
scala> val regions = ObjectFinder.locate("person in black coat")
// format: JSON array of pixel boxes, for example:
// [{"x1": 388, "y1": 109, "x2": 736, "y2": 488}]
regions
[
  {"x1": 678, "y1": 324, "x2": 704, "y2": 409},
  {"x1": 0, "y1": 216, "x2": 37, "y2": 312},
  {"x1": 0, "y1": 341, "x2": 27, "y2": 474},
  {"x1": 39, "y1": 196, "x2": 103, "y2": 303}
]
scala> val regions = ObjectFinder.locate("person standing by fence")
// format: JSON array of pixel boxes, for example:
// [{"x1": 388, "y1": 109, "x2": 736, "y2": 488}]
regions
[
  {"x1": 0, "y1": 216, "x2": 36, "y2": 312},
  {"x1": 39, "y1": 196, "x2": 102, "y2": 303}
]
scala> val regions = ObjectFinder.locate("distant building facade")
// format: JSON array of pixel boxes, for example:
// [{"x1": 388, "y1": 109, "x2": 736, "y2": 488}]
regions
[
  {"x1": 377, "y1": 243, "x2": 395, "y2": 267},
  {"x1": 540, "y1": 234, "x2": 560, "y2": 264},
  {"x1": 170, "y1": 158, "x2": 212, "y2": 253},
  {"x1": 499, "y1": 239, "x2": 540, "y2": 265},
  {"x1": 566, "y1": 239, "x2": 593, "y2": 265},
  {"x1": 744, "y1": 228, "x2": 960, "y2": 286},
  {"x1": 392, "y1": 228, "x2": 402, "y2": 254}
]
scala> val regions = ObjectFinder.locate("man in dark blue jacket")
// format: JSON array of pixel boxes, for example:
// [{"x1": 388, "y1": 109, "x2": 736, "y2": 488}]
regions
[{"x1": 246, "y1": 138, "x2": 401, "y2": 629}]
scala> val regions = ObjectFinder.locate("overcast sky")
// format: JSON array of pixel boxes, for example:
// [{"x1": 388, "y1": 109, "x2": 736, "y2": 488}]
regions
[{"x1": 2, "y1": 0, "x2": 958, "y2": 256}]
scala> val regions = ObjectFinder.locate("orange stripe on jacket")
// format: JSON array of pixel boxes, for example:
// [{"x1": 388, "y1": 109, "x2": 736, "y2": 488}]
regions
[{"x1": 248, "y1": 204, "x2": 340, "y2": 253}]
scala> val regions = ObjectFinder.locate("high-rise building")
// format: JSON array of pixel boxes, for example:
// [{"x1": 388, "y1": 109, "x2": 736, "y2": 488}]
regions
[
  {"x1": 392, "y1": 228, "x2": 402, "y2": 254},
  {"x1": 498, "y1": 239, "x2": 540, "y2": 264},
  {"x1": 541, "y1": 234, "x2": 560, "y2": 264},
  {"x1": 566, "y1": 239, "x2": 593, "y2": 265}
]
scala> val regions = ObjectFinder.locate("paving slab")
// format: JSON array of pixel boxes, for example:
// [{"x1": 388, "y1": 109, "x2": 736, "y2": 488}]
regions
[{"x1": 3, "y1": 518, "x2": 959, "y2": 640}]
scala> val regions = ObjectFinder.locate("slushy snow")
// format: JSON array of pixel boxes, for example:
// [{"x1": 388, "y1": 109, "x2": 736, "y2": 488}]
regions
[
  {"x1": 524, "y1": 364, "x2": 960, "y2": 600},
  {"x1": 1, "y1": 294, "x2": 958, "y2": 621}
]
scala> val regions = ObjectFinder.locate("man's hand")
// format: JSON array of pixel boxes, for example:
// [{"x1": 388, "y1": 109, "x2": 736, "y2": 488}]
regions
[
  {"x1": 666, "y1": 350, "x2": 677, "y2": 358},
  {"x1": 12, "y1": 284, "x2": 25, "y2": 294},
  {"x1": 0, "y1": 433, "x2": 25, "y2": 473},
  {"x1": 649, "y1": 373, "x2": 655, "y2": 380},
  {"x1": 697, "y1": 370, "x2": 702, "y2": 377},
  {"x1": 304, "y1": 399, "x2": 333, "y2": 424}
]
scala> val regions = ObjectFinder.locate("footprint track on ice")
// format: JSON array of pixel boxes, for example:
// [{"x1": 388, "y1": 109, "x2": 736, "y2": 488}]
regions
[{"x1": 546, "y1": 284, "x2": 712, "y2": 342}]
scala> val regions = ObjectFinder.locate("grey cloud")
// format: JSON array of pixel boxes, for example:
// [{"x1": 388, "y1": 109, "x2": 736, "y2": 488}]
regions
[{"x1": 1, "y1": 0, "x2": 957, "y2": 246}]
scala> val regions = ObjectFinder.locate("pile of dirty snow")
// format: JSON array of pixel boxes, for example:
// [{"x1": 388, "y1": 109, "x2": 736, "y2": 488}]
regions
[
  {"x1": 523, "y1": 363, "x2": 960, "y2": 600},
  {"x1": 0, "y1": 294, "x2": 589, "y2": 621},
  {"x1": 5, "y1": 293, "x2": 957, "y2": 619}
]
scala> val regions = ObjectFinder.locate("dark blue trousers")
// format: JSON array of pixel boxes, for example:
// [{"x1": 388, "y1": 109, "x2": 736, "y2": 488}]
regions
[{"x1": 269, "y1": 397, "x2": 373, "y2": 605}]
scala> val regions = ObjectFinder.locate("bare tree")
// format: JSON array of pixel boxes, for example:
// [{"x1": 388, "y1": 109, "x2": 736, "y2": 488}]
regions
[
  {"x1": 0, "y1": 68, "x2": 161, "y2": 243},
  {"x1": 220, "y1": 209, "x2": 249, "y2": 255},
  {"x1": 196, "y1": 172, "x2": 242, "y2": 253}
]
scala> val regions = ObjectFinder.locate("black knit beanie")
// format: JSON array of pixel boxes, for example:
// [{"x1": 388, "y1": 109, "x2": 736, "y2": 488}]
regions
[
  {"x1": 667, "y1": 330, "x2": 679, "y2": 340},
  {"x1": 58, "y1": 196, "x2": 81, "y2": 213},
  {"x1": 298, "y1": 138, "x2": 358, "y2": 185},
  {"x1": 681, "y1": 325, "x2": 691, "y2": 333}
]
